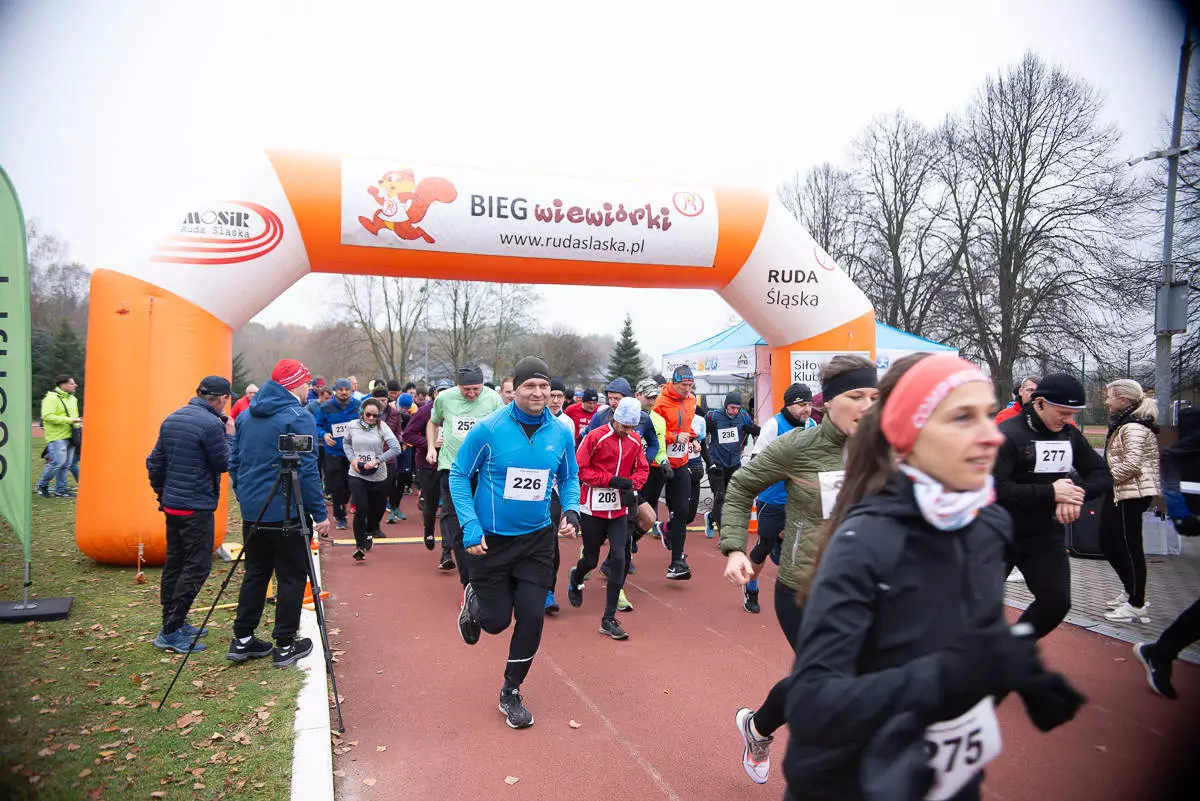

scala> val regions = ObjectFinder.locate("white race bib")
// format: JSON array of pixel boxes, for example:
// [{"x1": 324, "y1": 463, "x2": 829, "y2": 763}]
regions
[
  {"x1": 587, "y1": 487, "x2": 622, "y2": 513},
  {"x1": 818, "y1": 470, "x2": 845, "y2": 519},
  {"x1": 1033, "y1": 440, "x2": 1072, "y2": 474},
  {"x1": 331, "y1": 422, "x2": 350, "y2": 439},
  {"x1": 924, "y1": 697, "x2": 1001, "y2": 800},
  {"x1": 503, "y1": 467, "x2": 549, "y2": 501},
  {"x1": 718, "y1": 427, "x2": 739, "y2": 444},
  {"x1": 666, "y1": 441, "x2": 688, "y2": 460},
  {"x1": 453, "y1": 416, "x2": 478, "y2": 437}
]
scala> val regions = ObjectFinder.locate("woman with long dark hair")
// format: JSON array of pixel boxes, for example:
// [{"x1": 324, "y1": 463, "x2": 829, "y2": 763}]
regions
[
  {"x1": 782, "y1": 353, "x2": 1084, "y2": 801},
  {"x1": 1100, "y1": 379, "x2": 1160, "y2": 623}
]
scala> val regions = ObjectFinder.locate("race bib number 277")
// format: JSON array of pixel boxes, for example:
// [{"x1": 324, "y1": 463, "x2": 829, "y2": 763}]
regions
[{"x1": 1033, "y1": 440, "x2": 1072, "y2": 474}]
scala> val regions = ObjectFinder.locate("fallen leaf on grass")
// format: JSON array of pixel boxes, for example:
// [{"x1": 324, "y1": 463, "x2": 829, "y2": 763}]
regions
[
  {"x1": 78, "y1": 769, "x2": 92, "y2": 778},
  {"x1": 376, "y1": 745, "x2": 387, "y2": 752},
  {"x1": 505, "y1": 776, "x2": 520, "y2": 785},
  {"x1": 191, "y1": 680, "x2": 204, "y2": 687},
  {"x1": 37, "y1": 748, "x2": 53, "y2": 757},
  {"x1": 256, "y1": 711, "x2": 270, "y2": 721},
  {"x1": 5, "y1": 716, "x2": 19, "y2": 724},
  {"x1": 363, "y1": 778, "x2": 377, "y2": 786},
  {"x1": 150, "y1": 792, "x2": 167, "y2": 798},
  {"x1": 176, "y1": 714, "x2": 197, "y2": 729},
  {"x1": 193, "y1": 782, "x2": 205, "y2": 790}
]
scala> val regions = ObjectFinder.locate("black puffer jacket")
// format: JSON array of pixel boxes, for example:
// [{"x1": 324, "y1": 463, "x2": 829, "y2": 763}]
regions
[
  {"x1": 784, "y1": 471, "x2": 1012, "y2": 801},
  {"x1": 993, "y1": 405, "x2": 1110, "y2": 537},
  {"x1": 146, "y1": 397, "x2": 232, "y2": 512}
]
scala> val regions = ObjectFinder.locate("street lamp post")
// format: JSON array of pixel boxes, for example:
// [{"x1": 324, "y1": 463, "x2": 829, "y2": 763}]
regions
[{"x1": 1129, "y1": 16, "x2": 1193, "y2": 428}]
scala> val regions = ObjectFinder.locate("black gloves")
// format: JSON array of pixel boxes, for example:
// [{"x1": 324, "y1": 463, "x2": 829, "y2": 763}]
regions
[
  {"x1": 1018, "y1": 671, "x2": 1086, "y2": 732},
  {"x1": 563, "y1": 509, "x2": 581, "y2": 533},
  {"x1": 619, "y1": 489, "x2": 637, "y2": 507},
  {"x1": 1175, "y1": 516, "x2": 1200, "y2": 537},
  {"x1": 607, "y1": 476, "x2": 634, "y2": 490},
  {"x1": 661, "y1": 464, "x2": 675, "y2": 480},
  {"x1": 707, "y1": 465, "x2": 724, "y2": 481},
  {"x1": 939, "y1": 623, "x2": 1041, "y2": 714}
]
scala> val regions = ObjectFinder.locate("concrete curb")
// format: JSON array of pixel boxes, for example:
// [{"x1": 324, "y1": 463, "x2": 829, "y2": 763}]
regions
[{"x1": 291, "y1": 548, "x2": 334, "y2": 801}]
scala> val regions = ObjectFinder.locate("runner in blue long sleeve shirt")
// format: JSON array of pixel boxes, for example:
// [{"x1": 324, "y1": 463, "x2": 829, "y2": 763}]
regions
[{"x1": 452, "y1": 357, "x2": 581, "y2": 731}]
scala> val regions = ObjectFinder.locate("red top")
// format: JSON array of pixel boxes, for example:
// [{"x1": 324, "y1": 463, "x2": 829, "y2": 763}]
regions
[
  {"x1": 231, "y1": 394, "x2": 252, "y2": 420},
  {"x1": 564, "y1": 404, "x2": 595, "y2": 440},
  {"x1": 576, "y1": 425, "x2": 649, "y2": 519}
]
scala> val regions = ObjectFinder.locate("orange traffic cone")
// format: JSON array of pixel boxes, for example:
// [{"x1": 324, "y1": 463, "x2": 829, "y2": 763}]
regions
[
  {"x1": 302, "y1": 580, "x2": 330, "y2": 610},
  {"x1": 748, "y1": 501, "x2": 759, "y2": 535}
]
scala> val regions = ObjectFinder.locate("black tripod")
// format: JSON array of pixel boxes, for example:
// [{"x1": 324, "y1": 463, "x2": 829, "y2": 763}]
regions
[{"x1": 158, "y1": 453, "x2": 346, "y2": 733}]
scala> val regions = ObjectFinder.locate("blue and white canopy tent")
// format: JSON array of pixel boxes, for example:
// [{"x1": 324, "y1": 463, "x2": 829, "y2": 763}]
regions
[{"x1": 662, "y1": 320, "x2": 957, "y2": 421}]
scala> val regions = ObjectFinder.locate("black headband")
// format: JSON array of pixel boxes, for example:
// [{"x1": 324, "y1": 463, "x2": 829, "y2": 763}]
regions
[{"x1": 822, "y1": 367, "x2": 877, "y2": 402}]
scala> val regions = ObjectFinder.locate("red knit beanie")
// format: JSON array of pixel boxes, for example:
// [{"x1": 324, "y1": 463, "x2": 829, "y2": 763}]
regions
[
  {"x1": 881, "y1": 354, "x2": 989, "y2": 458},
  {"x1": 271, "y1": 358, "x2": 311, "y2": 391}
]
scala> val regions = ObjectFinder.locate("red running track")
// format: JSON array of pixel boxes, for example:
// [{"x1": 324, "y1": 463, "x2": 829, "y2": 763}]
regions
[{"x1": 322, "y1": 517, "x2": 1199, "y2": 801}]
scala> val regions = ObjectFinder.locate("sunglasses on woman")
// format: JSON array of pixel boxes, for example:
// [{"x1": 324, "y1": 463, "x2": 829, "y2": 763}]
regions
[{"x1": 363, "y1": 412, "x2": 378, "y2": 420}]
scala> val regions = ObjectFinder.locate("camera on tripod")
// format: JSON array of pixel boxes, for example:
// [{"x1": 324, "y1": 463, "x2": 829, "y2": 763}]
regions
[{"x1": 278, "y1": 433, "x2": 314, "y2": 453}]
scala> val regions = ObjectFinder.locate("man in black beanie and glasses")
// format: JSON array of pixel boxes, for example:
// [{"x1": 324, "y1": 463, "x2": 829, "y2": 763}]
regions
[{"x1": 452, "y1": 356, "x2": 581, "y2": 729}]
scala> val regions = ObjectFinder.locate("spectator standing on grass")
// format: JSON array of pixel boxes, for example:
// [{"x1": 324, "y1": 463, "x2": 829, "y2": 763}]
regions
[
  {"x1": 147, "y1": 375, "x2": 235, "y2": 654},
  {"x1": 35, "y1": 375, "x2": 82, "y2": 498}
]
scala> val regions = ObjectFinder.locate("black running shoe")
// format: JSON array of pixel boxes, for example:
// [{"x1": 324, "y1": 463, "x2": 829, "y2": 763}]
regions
[
  {"x1": 418, "y1": 496, "x2": 426, "y2": 512},
  {"x1": 458, "y1": 585, "x2": 481, "y2": 645},
  {"x1": 1134, "y1": 643, "x2": 1178, "y2": 699},
  {"x1": 744, "y1": 588, "x2": 761, "y2": 614},
  {"x1": 226, "y1": 634, "x2": 274, "y2": 662},
  {"x1": 364, "y1": 533, "x2": 376, "y2": 551},
  {"x1": 273, "y1": 637, "x2": 314, "y2": 668},
  {"x1": 35, "y1": 485, "x2": 51, "y2": 498},
  {"x1": 424, "y1": 531, "x2": 436, "y2": 551},
  {"x1": 439, "y1": 553, "x2": 456, "y2": 570},
  {"x1": 353, "y1": 548, "x2": 365, "y2": 561},
  {"x1": 498, "y1": 688, "x2": 534, "y2": 729},
  {"x1": 666, "y1": 561, "x2": 692, "y2": 580},
  {"x1": 567, "y1": 568, "x2": 583, "y2": 608},
  {"x1": 599, "y1": 617, "x2": 629, "y2": 640}
]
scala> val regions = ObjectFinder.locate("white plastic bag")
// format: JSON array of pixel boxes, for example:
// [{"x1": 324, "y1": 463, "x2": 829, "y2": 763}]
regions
[{"x1": 1143, "y1": 511, "x2": 1182, "y2": 556}]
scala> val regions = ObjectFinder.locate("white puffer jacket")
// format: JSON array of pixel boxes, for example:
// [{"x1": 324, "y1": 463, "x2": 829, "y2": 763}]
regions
[{"x1": 1105, "y1": 420, "x2": 1160, "y2": 502}]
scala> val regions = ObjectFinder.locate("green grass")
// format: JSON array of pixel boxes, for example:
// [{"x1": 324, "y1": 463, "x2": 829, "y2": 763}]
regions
[{"x1": 0, "y1": 438, "x2": 304, "y2": 800}]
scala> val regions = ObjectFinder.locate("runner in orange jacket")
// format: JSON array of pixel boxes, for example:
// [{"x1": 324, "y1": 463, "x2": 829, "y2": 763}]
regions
[{"x1": 652, "y1": 365, "x2": 698, "y2": 580}]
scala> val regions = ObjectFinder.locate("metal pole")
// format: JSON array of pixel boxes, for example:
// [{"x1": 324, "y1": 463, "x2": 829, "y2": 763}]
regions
[{"x1": 1157, "y1": 16, "x2": 1192, "y2": 424}]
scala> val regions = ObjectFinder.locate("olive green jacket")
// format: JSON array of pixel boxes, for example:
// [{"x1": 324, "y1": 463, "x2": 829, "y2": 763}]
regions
[{"x1": 719, "y1": 417, "x2": 848, "y2": 593}]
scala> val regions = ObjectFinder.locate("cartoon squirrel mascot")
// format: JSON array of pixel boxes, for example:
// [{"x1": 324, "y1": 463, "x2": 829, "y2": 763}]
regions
[{"x1": 358, "y1": 169, "x2": 457, "y2": 243}]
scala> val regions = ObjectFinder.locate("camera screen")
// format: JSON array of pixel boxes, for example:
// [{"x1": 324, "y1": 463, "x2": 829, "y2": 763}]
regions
[{"x1": 278, "y1": 434, "x2": 314, "y2": 453}]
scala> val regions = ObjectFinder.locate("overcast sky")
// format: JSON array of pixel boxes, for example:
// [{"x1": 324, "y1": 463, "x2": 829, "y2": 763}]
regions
[{"x1": 0, "y1": 0, "x2": 1189, "y2": 362}]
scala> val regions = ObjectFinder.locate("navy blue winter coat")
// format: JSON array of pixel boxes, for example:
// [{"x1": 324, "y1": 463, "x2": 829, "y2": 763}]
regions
[
  {"x1": 146, "y1": 397, "x2": 232, "y2": 512},
  {"x1": 229, "y1": 380, "x2": 328, "y2": 524},
  {"x1": 313, "y1": 396, "x2": 361, "y2": 458}
]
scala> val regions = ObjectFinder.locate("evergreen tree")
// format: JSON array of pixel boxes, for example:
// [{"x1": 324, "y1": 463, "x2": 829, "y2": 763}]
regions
[
  {"x1": 48, "y1": 319, "x2": 86, "y2": 410},
  {"x1": 232, "y1": 351, "x2": 251, "y2": 395},
  {"x1": 31, "y1": 327, "x2": 55, "y2": 417},
  {"x1": 606, "y1": 315, "x2": 646, "y2": 387}
]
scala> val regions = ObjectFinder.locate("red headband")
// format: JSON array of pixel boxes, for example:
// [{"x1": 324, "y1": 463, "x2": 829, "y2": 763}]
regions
[{"x1": 881, "y1": 354, "x2": 989, "y2": 457}]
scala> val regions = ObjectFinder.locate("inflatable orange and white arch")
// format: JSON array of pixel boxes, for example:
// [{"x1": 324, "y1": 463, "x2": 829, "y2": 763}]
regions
[{"x1": 79, "y1": 151, "x2": 874, "y2": 565}]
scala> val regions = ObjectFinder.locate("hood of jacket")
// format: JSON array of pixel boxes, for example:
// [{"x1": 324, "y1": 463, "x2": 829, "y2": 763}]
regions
[{"x1": 249, "y1": 380, "x2": 301, "y2": 417}]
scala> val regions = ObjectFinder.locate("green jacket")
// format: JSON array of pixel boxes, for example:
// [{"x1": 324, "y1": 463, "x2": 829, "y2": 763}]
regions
[
  {"x1": 40, "y1": 389, "x2": 80, "y2": 443},
  {"x1": 650, "y1": 410, "x2": 667, "y2": 467},
  {"x1": 719, "y1": 417, "x2": 848, "y2": 593}
]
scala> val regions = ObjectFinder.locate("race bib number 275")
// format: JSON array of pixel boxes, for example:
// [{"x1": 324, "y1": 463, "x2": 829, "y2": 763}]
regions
[
  {"x1": 1033, "y1": 440, "x2": 1072, "y2": 474},
  {"x1": 923, "y1": 697, "x2": 1001, "y2": 800}
]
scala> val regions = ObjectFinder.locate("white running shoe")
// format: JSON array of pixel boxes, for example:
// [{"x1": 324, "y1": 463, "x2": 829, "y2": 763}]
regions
[
  {"x1": 735, "y1": 707, "x2": 772, "y2": 784},
  {"x1": 1104, "y1": 601, "x2": 1150, "y2": 623},
  {"x1": 1005, "y1": 568, "x2": 1025, "y2": 583},
  {"x1": 1105, "y1": 591, "x2": 1129, "y2": 609}
]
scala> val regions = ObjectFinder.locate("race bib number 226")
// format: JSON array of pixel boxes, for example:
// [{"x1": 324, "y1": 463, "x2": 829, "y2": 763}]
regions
[{"x1": 503, "y1": 468, "x2": 550, "y2": 502}]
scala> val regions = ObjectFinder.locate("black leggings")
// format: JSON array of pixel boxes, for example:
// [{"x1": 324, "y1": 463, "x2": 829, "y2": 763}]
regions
[
  {"x1": 1100, "y1": 496, "x2": 1151, "y2": 607},
  {"x1": 749, "y1": 501, "x2": 787, "y2": 565},
  {"x1": 752, "y1": 581, "x2": 805, "y2": 736},
  {"x1": 1155, "y1": 596, "x2": 1200, "y2": 661},
  {"x1": 416, "y1": 468, "x2": 441, "y2": 545},
  {"x1": 640, "y1": 465, "x2": 665, "y2": 510},
  {"x1": 388, "y1": 468, "x2": 413, "y2": 512},
  {"x1": 708, "y1": 464, "x2": 739, "y2": 528},
  {"x1": 1010, "y1": 532, "x2": 1071, "y2": 639},
  {"x1": 664, "y1": 466, "x2": 691, "y2": 562},
  {"x1": 687, "y1": 460, "x2": 703, "y2": 523},
  {"x1": 439, "y1": 470, "x2": 471, "y2": 586},
  {"x1": 574, "y1": 515, "x2": 629, "y2": 618},
  {"x1": 348, "y1": 475, "x2": 388, "y2": 548}
]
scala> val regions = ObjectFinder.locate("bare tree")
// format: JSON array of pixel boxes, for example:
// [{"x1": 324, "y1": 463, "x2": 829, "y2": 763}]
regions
[
  {"x1": 947, "y1": 53, "x2": 1146, "y2": 391},
  {"x1": 485, "y1": 283, "x2": 539, "y2": 378},
  {"x1": 777, "y1": 164, "x2": 865, "y2": 284},
  {"x1": 341, "y1": 275, "x2": 430, "y2": 382},
  {"x1": 852, "y1": 111, "x2": 959, "y2": 336},
  {"x1": 27, "y1": 219, "x2": 89, "y2": 334},
  {"x1": 516, "y1": 325, "x2": 604, "y2": 386},
  {"x1": 429, "y1": 280, "x2": 498, "y2": 372}
]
